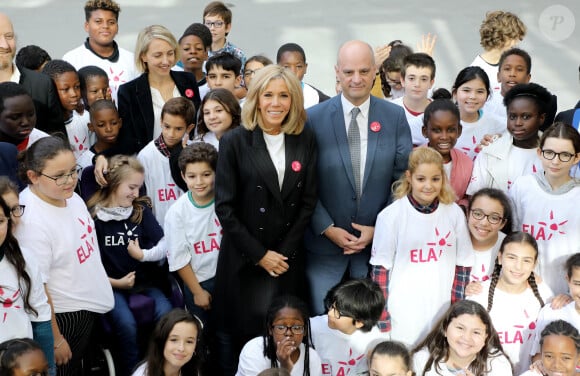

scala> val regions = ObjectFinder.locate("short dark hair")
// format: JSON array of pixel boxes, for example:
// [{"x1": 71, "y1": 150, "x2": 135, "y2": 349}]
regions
[
  {"x1": 179, "y1": 23, "x2": 212, "y2": 49},
  {"x1": 0, "y1": 82, "x2": 32, "y2": 114},
  {"x1": 18, "y1": 136, "x2": 72, "y2": 183},
  {"x1": 369, "y1": 341, "x2": 412, "y2": 372},
  {"x1": 41, "y1": 59, "x2": 78, "y2": 81},
  {"x1": 540, "y1": 320, "x2": 580, "y2": 352},
  {"x1": 498, "y1": 47, "x2": 532, "y2": 75},
  {"x1": 503, "y1": 82, "x2": 552, "y2": 114},
  {"x1": 423, "y1": 98, "x2": 460, "y2": 128},
  {"x1": 401, "y1": 52, "x2": 436, "y2": 79},
  {"x1": 15, "y1": 45, "x2": 51, "y2": 71},
  {"x1": 89, "y1": 99, "x2": 118, "y2": 122},
  {"x1": 324, "y1": 279, "x2": 384, "y2": 332},
  {"x1": 206, "y1": 52, "x2": 242, "y2": 76},
  {"x1": 203, "y1": 1, "x2": 232, "y2": 25},
  {"x1": 178, "y1": 142, "x2": 218, "y2": 173},
  {"x1": 276, "y1": 43, "x2": 306, "y2": 64},
  {"x1": 161, "y1": 97, "x2": 196, "y2": 126},
  {"x1": 84, "y1": 0, "x2": 120, "y2": 21}
]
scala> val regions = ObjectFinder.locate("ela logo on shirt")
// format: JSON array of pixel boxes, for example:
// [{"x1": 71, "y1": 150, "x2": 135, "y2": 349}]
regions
[
  {"x1": 410, "y1": 227, "x2": 453, "y2": 263},
  {"x1": 522, "y1": 210, "x2": 567, "y2": 241},
  {"x1": 76, "y1": 216, "x2": 97, "y2": 264}
]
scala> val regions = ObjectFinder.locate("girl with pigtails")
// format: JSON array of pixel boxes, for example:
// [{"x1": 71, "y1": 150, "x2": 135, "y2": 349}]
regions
[{"x1": 468, "y1": 232, "x2": 553, "y2": 375}]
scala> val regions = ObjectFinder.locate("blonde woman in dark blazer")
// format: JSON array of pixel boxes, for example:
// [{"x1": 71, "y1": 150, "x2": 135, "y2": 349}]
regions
[
  {"x1": 117, "y1": 25, "x2": 200, "y2": 154},
  {"x1": 214, "y1": 65, "x2": 317, "y2": 375}
]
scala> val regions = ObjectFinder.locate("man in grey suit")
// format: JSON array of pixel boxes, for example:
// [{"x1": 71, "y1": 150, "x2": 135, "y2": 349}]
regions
[{"x1": 305, "y1": 40, "x2": 412, "y2": 314}]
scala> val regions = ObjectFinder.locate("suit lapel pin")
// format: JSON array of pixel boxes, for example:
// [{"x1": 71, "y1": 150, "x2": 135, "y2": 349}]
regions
[
  {"x1": 370, "y1": 121, "x2": 381, "y2": 132},
  {"x1": 291, "y1": 160, "x2": 302, "y2": 172},
  {"x1": 185, "y1": 88, "x2": 194, "y2": 98}
]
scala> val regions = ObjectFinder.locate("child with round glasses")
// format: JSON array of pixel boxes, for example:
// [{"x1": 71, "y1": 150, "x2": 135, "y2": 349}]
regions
[
  {"x1": 510, "y1": 122, "x2": 580, "y2": 295},
  {"x1": 309, "y1": 279, "x2": 386, "y2": 376},
  {"x1": 236, "y1": 295, "x2": 321, "y2": 376}
]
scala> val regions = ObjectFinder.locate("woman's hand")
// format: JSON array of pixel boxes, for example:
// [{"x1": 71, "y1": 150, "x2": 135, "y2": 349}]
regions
[
  {"x1": 54, "y1": 336, "x2": 72, "y2": 366},
  {"x1": 374, "y1": 44, "x2": 392, "y2": 69},
  {"x1": 194, "y1": 289, "x2": 212, "y2": 310},
  {"x1": 276, "y1": 336, "x2": 298, "y2": 372},
  {"x1": 258, "y1": 250, "x2": 289, "y2": 277}
]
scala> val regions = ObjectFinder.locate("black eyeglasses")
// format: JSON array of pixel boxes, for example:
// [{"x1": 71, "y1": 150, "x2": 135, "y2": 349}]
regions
[
  {"x1": 271, "y1": 324, "x2": 305, "y2": 335},
  {"x1": 40, "y1": 166, "x2": 81, "y2": 186},
  {"x1": 470, "y1": 209, "x2": 504, "y2": 225},
  {"x1": 10, "y1": 204, "x2": 25, "y2": 217},
  {"x1": 204, "y1": 21, "x2": 224, "y2": 28},
  {"x1": 541, "y1": 149, "x2": 576, "y2": 162},
  {"x1": 330, "y1": 303, "x2": 350, "y2": 319}
]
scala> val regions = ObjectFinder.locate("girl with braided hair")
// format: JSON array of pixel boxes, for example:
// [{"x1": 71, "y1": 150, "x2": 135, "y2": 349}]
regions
[
  {"x1": 521, "y1": 319, "x2": 580, "y2": 376},
  {"x1": 468, "y1": 231, "x2": 553, "y2": 374}
]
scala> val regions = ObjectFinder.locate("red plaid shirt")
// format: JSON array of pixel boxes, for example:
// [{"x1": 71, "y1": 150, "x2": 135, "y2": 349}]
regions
[{"x1": 371, "y1": 265, "x2": 391, "y2": 332}]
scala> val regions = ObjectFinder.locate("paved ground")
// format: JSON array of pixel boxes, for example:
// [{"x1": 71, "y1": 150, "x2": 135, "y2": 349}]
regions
[{"x1": 5, "y1": 0, "x2": 580, "y2": 110}]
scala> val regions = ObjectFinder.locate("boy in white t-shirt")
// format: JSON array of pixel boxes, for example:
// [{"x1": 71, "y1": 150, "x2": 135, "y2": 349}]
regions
[
  {"x1": 165, "y1": 142, "x2": 220, "y2": 327},
  {"x1": 310, "y1": 279, "x2": 387, "y2": 376},
  {"x1": 391, "y1": 53, "x2": 435, "y2": 146},
  {"x1": 138, "y1": 97, "x2": 195, "y2": 227}
]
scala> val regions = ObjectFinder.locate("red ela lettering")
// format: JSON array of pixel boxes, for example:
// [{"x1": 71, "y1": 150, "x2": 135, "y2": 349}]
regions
[
  {"x1": 193, "y1": 237, "x2": 220, "y2": 254},
  {"x1": 76, "y1": 239, "x2": 95, "y2": 264},
  {"x1": 321, "y1": 363, "x2": 331, "y2": 375},
  {"x1": 522, "y1": 224, "x2": 549, "y2": 241},
  {"x1": 410, "y1": 248, "x2": 440, "y2": 263},
  {"x1": 157, "y1": 186, "x2": 178, "y2": 202},
  {"x1": 498, "y1": 329, "x2": 523, "y2": 344}
]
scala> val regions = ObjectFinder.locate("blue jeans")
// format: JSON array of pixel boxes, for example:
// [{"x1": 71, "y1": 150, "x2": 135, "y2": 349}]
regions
[
  {"x1": 32, "y1": 320, "x2": 55, "y2": 376},
  {"x1": 107, "y1": 288, "x2": 172, "y2": 375}
]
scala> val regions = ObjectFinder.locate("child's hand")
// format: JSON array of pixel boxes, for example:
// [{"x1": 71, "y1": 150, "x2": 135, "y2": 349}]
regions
[
  {"x1": 54, "y1": 336, "x2": 72, "y2": 366},
  {"x1": 530, "y1": 359, "x2": 546, "y2": 374},
  {"x1": 194, "y1": 289, "x2": 212, "y2": 310},
  {"x1": 75, "y1": 100, "x2": 85, "y2": 115},
  {"x1": 550, "y1": 293, "x2": 572, "y2": 309},
  {"x1": 276, "y1": 336, "x2": 298, "y2": 372},
  {"x1": 374, "y1": 44, "x2": 392, "y2": 68},
  {"x1": 106, "y1": 87, "x2": 113, "y2": 102},
  {"x1": 417, "y1": 33, "x2": 437, "y2": 57},
  {"x1": 127, "y1": 238, "x2": 144, "y2": 261},
  {"x1": 119, "y1": 271, "x2": 136, "y2": 289},
  {"x1": 94, "y1": 155, "x2": 109, "y2": 187},
  {"x1": 465, "y1": 281, "x2": 482, "y2": 296}
]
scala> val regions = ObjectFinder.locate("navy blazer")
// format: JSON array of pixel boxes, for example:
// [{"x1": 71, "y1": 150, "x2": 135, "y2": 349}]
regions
[
  {"x1": 304, "y1": 94, "x2": 412, "y2": 255},
  {"x1": 116, "y1": 70, "x2": 200, "y2": 154}
]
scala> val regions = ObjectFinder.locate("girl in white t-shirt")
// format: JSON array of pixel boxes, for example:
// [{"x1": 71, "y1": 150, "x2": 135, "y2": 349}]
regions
[
  {"x1": 237, "y1": 295, "x2": 322, "y2": 376},
  {"x1": 452, "y1": 66, "x2": 505, "y2": 160},
  {"x1": 371, "y1": 147, "x2": 471, "y2": 347},
  {"x1": 15, "y1": 136, "x2": 114, "y2": 376},
  {"x1": 132, "y1": 309, "x2": 204, "y2": 376},
  {"x1": 521, "y1": 319, "x2": 580, "y2": 376},
  {"x1": 412, "y1": 300, "x2": 512, "y2": 376},
  {"x1": 368, "y1": 341, "x2": 413, "y2": 376},
  {"x1": 469, "y1": 232, "x2": 553, "y2": 375},
  {"x1": 510, "y1": 122, "x2": 580, "y2": 295},
  {"x1": 195, "y1": 88, "x2": 241, "y2": 150},
  {"x1": 459, "y1": 188, "x2": 512, "y2": 302}
]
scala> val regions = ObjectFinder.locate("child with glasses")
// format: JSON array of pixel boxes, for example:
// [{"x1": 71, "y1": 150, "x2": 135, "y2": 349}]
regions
[
  {"x1": 309, "y1": 279, "x2": 386, "y2": 376},
  {"x1": 510, "y1": 122, "x2": 580, "y2": 295},
  {"x1": 455, "y1": 188, "x2": 512, "y2": 302},
  {"x1": 237, "y1": 295, "x2": 321, "y2": 376},
  {"x1": 15, "y1": 136, "x2": 114, "y2": 376}
]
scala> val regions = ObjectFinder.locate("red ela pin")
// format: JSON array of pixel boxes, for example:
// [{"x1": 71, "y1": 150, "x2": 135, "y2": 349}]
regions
[
  {"x1": 185, "y1": 89, "x2": 194, "y2": 98},
  {"x1": 370, "y1": 121, "x2": 381, "y2": 132},
  {"x1": 291, "y1": 161, "x2": 302, "y2": 172}
]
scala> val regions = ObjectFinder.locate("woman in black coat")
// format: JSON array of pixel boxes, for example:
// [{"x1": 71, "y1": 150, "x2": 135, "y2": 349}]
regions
[
  {"x1": 116, "y1": 24, "x2": 200, "y2": 155},
  {"x1": 213, "y1": 65, "x2": 317, "y2": 375}
]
